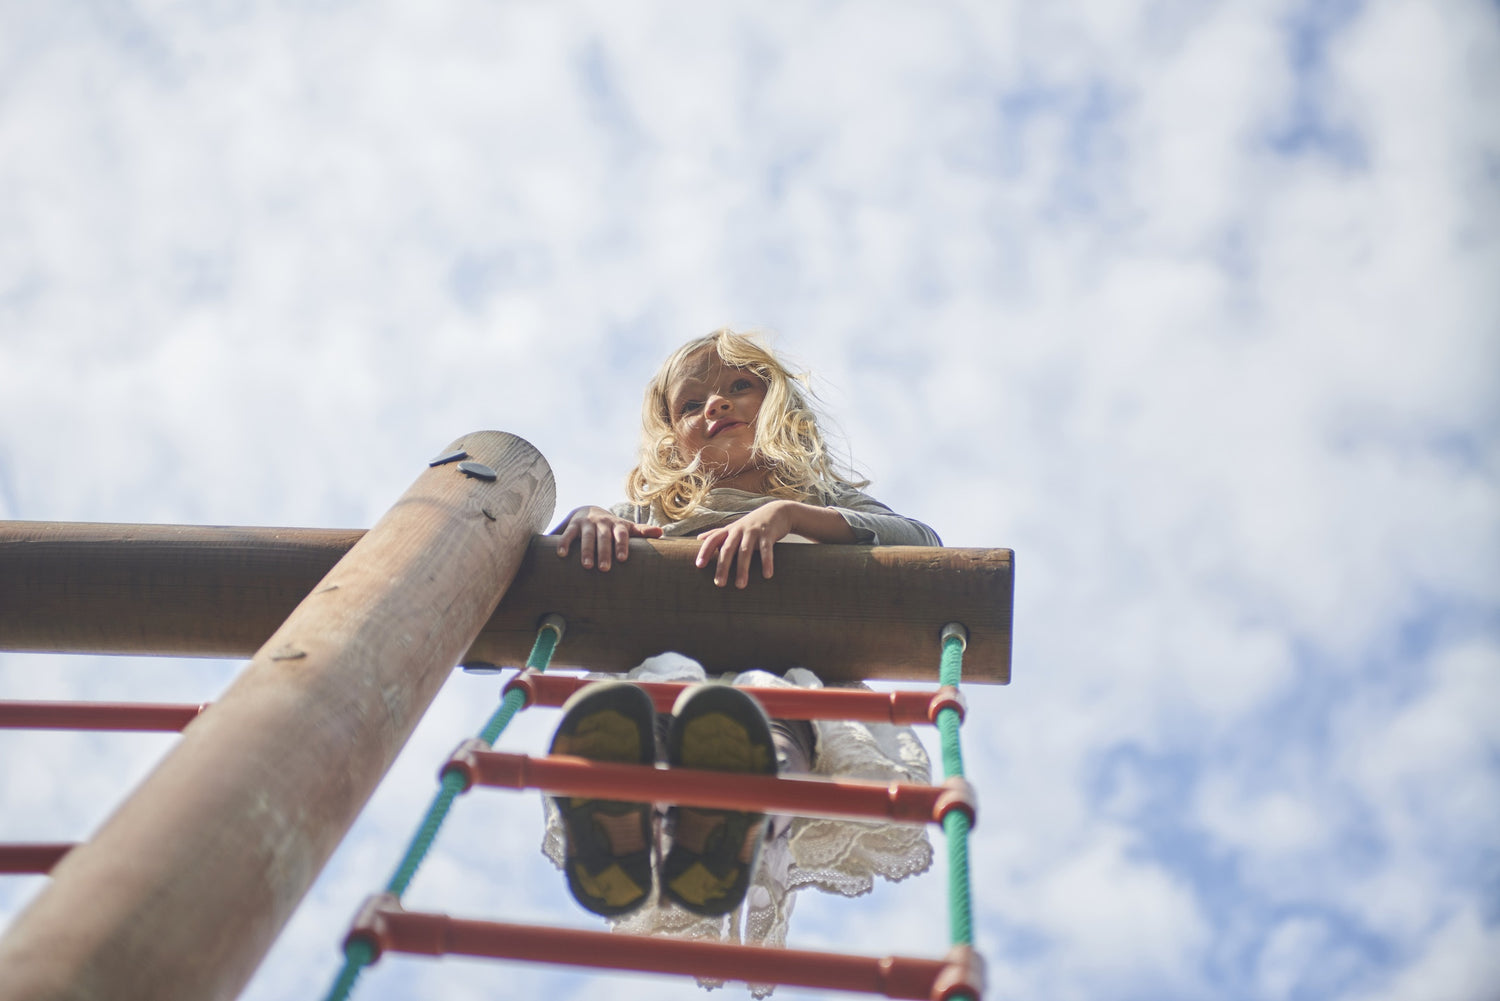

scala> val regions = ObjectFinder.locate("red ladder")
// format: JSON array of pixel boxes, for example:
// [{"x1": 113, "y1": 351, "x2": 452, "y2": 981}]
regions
[{"x1": 332, "y1": 633, "x2": 983, "y2": 1001}]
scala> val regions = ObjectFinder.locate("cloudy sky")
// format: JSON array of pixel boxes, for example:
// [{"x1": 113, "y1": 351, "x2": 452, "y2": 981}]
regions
[{"x1": 2, "y1": 1, "x2": 1498, "y2": 999}]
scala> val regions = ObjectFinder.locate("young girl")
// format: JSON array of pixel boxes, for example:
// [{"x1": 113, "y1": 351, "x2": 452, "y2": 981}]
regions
[
  {"x1": 545, "y1": 330, "x2": 938, "y2": 992},
  {"x1": 553, "y1": 329, "x2": 940, "y2": 580}
]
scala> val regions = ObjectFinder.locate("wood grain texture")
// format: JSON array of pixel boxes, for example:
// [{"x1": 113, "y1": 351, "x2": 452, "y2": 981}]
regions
[
  {"x1": 0, "y1": 431, "x2": 554, "y2": 1001},
  {"x1": 471, "y1": 537, "x2": 1012, "y2": 683},
  {"x1": 0, "y1": 530, "x2": 1013, "y2": 683}
]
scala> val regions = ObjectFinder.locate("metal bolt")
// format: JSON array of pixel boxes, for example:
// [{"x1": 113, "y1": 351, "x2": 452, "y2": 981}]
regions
[
  {"x1": 460, "y1": 661, "x2": 505, "y2": 675},
  {"x1": 457, "y1": 460, "x2": 497, "y2": 481},
  {"x1": 538, "y1": 612, "x2": 567, "y2": 642},
  {"x1": 429, "y1": 449, "x2": 468, "y2": 466},
  {"x1": 939, "y1": 622, "x2": 969, "y2": 650}
]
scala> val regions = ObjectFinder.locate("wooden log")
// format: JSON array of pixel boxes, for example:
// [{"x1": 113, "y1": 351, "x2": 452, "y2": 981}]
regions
[
  {"x1": 0, "y1": 431, "x2": 554, "y2": 1001},
  {"x1": 0, "y1": 528, "x2": 1012, "y2": 683},
  {"x1": 483, "y1": 537, "x2": 1011, "y2": 683}
]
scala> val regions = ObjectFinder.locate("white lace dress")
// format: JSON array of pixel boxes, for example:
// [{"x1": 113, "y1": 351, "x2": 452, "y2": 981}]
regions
[{"x1": 540, "y1": 657, "x2": 934, "y2": 997}]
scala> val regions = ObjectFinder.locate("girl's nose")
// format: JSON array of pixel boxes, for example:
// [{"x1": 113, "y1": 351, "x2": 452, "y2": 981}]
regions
[{"x1": 706, "y1": 395, "x2": 730, "y2": 415}]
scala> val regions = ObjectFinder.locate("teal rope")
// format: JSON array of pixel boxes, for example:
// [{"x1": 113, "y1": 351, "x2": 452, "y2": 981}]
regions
[
  {"x1": 321, "y1": 622, "x2": 562, "y2": 1001},
  {"x1": 942, "y1": 811, "x2": 974, "y2": 946},
  {"x1": 325, "y1": 939, "x2": 374, "y2": 1000},
  {"x1": 385, "y1": 769, "x2": 468, "y2": 897},
  {"x1": 935, "y1": 633, "x2": 975, "y2": 951}
]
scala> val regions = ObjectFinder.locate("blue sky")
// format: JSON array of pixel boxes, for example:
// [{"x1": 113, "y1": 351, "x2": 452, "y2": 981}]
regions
[{"x1": 1, "y1": 2, "x2": 1498, "y2": 999}]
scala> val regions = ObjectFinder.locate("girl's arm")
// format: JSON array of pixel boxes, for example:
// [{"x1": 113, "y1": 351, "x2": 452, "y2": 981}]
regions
[
  {"x1": 823, "y1": 487, "x2": 942, "y2": 547},
  {"x1": 695, "y1": 492, "x2": 939, "y2": 589}
]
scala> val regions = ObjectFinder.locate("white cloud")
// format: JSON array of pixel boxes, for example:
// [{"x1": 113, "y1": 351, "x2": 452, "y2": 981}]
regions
[
  {"x1": 1029, "y1": 828, "x2": 1209, "y2": 997},
  {"x1": 1354, "y1": 906, "x2": 1500, "y2": 1001}
]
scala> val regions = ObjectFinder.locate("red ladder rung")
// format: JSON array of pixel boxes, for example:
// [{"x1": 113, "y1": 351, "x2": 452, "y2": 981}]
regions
[
  {"x1": 348, "y1": 894, "x2": 983, "y2": 1000},
  {"x1": 0, "y1": 700, "x2": 205, "y2": 732},
  {"x1": 445, "y1": 746, "x2": 977, "y2": 827},
  {"x1": 507, "y1": 673, "x2": 965, "y2": 725},
  {"x1": 0, "y1": 843, "x2": 75, "y2": 874}
]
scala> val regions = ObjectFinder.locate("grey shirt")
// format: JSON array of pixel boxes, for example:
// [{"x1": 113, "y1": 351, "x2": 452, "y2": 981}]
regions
[{"x1": 611, "y1": 485, "x2": 941, "y2": 547}]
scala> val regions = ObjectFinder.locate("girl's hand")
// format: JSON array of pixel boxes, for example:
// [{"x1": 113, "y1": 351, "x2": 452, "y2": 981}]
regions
[
  {"x1": 552, "y1": 506, "x2": 663, "y2": 571},
  {"x1": 695, "y1": 500, "x2": 856, "y2": 588}
]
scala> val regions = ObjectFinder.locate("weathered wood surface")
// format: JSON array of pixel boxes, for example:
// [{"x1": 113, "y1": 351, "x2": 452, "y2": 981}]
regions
[
  {"x1": 0, "y1": 527, "x2": 1012, "y2": 683},
  {"x1": 483, "y1": 537, "x2": 1013, "y2": 683},
  {"x1": 0, "y1": 431, "x2": 555, "y2": 1001}
]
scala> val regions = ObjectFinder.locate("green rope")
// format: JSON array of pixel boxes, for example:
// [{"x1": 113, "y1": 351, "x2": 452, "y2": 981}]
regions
[
  {"x1": 321, "y1": 622, "x2": 562, "y2": 1001},
  {"x1": 935, "y1": 632, "x2": 975, "y2": 951},
  {"x1": 385, "y1": 769, "x2": 468, "y2": 897},
  {"x1": 942, "y1": 811, "x2": 974, "y2": 946},
  {"x1": 479, "y1": 685, "x2": 531, "y2": 746},
  {"x1": 936, "y1": 696, "x2": 966, "y2": 791},
  {"x1": 325, "y1": 939, "x2": 374, "y2": 1000}
]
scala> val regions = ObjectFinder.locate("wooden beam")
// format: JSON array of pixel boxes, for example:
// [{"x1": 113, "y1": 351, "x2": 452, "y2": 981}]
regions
[
  {"x1": 484, "y1": 537, "x2": 1012, "y2": 683},
  {"x1": 0, "y1": 528, "x2": 1012, "y2": 683},
  {"x1": 0, "y1": 431, "x2": 554, "y2": 1001}
]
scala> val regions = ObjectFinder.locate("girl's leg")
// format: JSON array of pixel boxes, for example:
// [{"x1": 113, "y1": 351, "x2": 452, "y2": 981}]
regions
[
  {"x1": 660, "y1": 685, "x2": 777, "y2": 917},
  {"x1": 766, "y1": 719, "x2": 814, "y2": 841},
  {"x1": 769, "y1": 718, "x2": 815, "y2": 773},
  {"x1": 548, "y1": 682, "x2": 657, "y2": 917}
]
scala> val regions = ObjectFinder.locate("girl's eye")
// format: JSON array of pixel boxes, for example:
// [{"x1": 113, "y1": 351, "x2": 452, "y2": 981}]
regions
[
  {"x1": 731, "y1": 379, "x2": 753, "y2": 392},
  {"x1": 679, "y1": 400, "x2": 703, "y2": 416}
]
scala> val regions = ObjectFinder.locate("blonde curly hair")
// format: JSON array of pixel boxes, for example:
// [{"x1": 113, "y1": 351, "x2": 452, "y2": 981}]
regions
[{"x1": 626, "y1": 329, "x2": 868, "y2": 521}]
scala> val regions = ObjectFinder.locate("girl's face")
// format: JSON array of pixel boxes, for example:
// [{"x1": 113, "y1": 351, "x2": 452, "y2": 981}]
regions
[{"x1": 665, "y1": 351, "x2": 769, "y2": 490}]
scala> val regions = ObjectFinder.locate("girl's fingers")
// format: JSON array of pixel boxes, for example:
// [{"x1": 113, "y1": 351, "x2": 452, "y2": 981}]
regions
[
  {"x1": 736, "y1": 531, "x2": 757, "y2": 589},
  {"x1": 579, "y1": 523, "x2": 597, "y2": 568},
  {"x1": 549, "y1": 508, "x2": 580, "y2": 536},
  {"x1": 556, "y1": 511, "x2": 661, "y2": 565},
  {"x1": 715, "y1": 531, "x2": 738, "y2": 586},
  {"x1": 595, "y1": 523, "x2": 614, "y2": 571},
  {"x1": 696, "y1": 531, "x2": 724, "y2": 568},
  {"x1": 760, "y1": 535, "x2": 775, "y2": 579}
]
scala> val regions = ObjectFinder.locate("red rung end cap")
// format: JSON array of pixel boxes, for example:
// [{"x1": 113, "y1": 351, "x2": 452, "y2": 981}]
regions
[
  {"x1": 927, "y1": 687, "x2": 967, "y2": 725},
  {"x1": 439, "y1": 738, "x2": 490, "y2": 791},
  {"x1": 934, "y1": 777, "x2": 978, "y2": 828},
  {"x1": 874, "y1": 955, "x2": 948, "y2": 999},
  {"x1": 501, "y1": 668, "x2": 541, "y2": 707},
  {"x1": 886, "y1": 690, "x2": 939, "y2": 726},
  {"x1": 344, "y1": 892, "x2": 401, "y2": 963},
  {"x1": 931, "y1": 946, "x2": 986, "y2": 1001}
]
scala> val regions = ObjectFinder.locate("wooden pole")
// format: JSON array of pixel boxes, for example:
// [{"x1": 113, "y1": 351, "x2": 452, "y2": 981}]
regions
[
  {"x1": 0, "y1": 528, "x2": 1013, "y2": 683},
  {"x1": 0, "y1": 431, "x2": 554, "y2": 1001}
]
